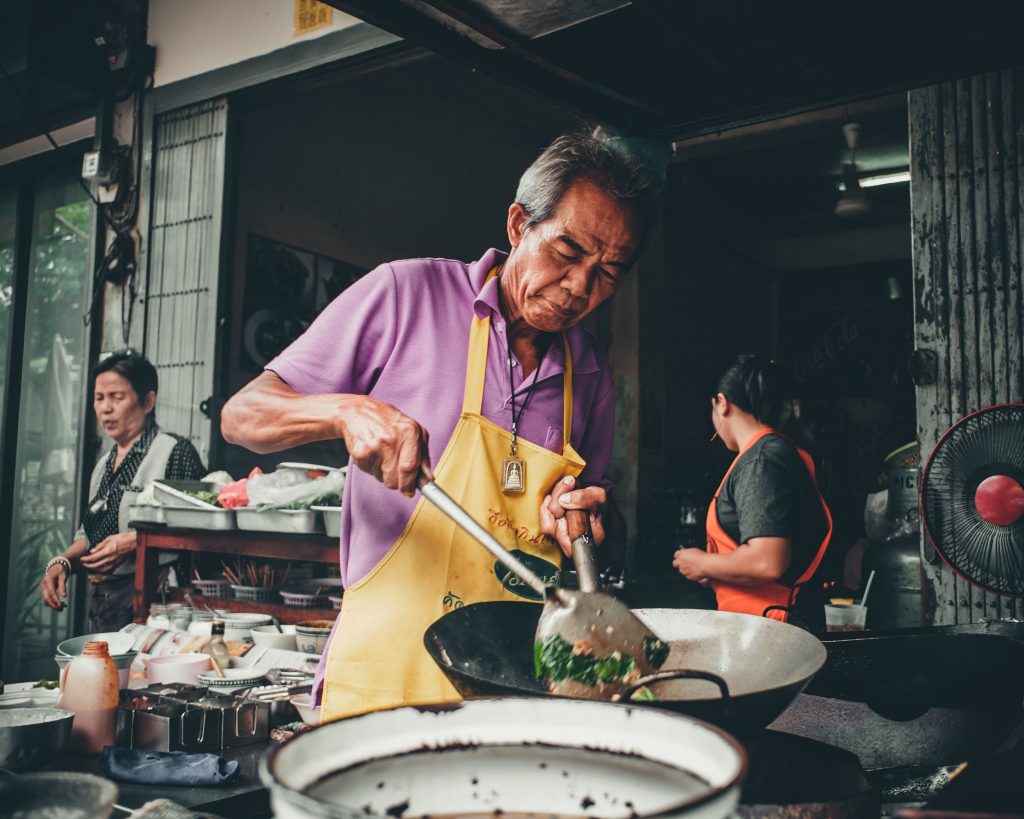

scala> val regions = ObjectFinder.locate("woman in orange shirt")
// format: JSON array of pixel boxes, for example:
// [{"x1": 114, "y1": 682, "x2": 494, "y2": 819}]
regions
[{"x1": 673, "y1": 355, "x2": 832, "y2": 624}]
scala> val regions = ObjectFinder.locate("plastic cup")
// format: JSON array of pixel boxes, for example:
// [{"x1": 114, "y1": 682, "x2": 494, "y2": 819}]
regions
[{"x1": 824, "y1": 603, "x2": 867, "y2": 632}]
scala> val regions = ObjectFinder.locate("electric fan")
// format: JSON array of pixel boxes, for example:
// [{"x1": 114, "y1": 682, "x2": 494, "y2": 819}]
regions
[{"x1": 921, "y1": 404, "x2": 1024, "y2": 595}]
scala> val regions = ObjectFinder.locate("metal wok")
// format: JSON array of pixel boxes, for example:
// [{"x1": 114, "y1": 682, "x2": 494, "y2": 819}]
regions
[{"x1": 425, "y1": 602, "x2": 826, "y2": 733}]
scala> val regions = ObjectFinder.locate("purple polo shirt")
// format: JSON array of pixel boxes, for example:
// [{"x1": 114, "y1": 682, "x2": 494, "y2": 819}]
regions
[{"x1": 266, "y1": 248, "x2": 615, "y2": 588}]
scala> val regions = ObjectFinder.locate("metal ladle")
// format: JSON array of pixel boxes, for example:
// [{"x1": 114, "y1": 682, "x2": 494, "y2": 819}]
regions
[{"x1": 419, "y1": 478, "x2": 667, "y2": 699}]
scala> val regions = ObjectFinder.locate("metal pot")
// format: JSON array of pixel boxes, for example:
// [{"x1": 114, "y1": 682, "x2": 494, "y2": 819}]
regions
[
  {"x1": 0, "y1": 772, "x2": 117, "y2": 819},
  {"x1": 424, "y1": 603, "x2": 826, "y2": 733},
  {"x1": 263, "y1": 698, "x2": 746, "y2": 819},
  {"x1": 0, "y1": 707, "x2": 74, "y2": 771}
]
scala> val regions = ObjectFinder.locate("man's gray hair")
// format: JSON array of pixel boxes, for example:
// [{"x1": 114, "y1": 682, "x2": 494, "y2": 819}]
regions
[{"x1": 515, "y1": 126, "x2": 664, "y2": 241}]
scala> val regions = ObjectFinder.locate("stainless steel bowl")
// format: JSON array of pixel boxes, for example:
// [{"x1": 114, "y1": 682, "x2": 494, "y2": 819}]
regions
[
  {"x1": 0, "y1": 707, "x2": 74, "y2": 771},
  {"x1": 0, "y1": 772, "x2": 118, "y2": 818}
]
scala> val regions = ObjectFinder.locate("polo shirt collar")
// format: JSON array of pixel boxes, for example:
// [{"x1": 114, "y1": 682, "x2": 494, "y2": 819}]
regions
[{"x1": 470, "y1": 248, "x2": 600, "y2": 376}]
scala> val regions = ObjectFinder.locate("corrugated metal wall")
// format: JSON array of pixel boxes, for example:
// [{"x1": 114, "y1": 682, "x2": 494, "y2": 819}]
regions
[
  {"x1": 144, "y1": 99, "x2": 228, "y2": 462},
  {"x1": 909, "y1": 69, "x2": 1024, "y2": 624}
]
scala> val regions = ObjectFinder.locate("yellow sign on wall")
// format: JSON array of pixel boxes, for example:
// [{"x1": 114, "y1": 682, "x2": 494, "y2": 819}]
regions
[{"x1": 295, "y1": 0, "x2": 333, "y2": 36}]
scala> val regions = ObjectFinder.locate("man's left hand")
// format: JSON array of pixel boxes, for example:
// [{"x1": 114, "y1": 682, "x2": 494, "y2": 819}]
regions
[
  {"x1": 80, "y1": 531, "x2": 137, "y2": 573},
  {"x1": 540, "y1": 475, "x2": 606, "y2": 557},
  {"x1": 673, "y1": 547, "x2": 711, "y2": 586}
]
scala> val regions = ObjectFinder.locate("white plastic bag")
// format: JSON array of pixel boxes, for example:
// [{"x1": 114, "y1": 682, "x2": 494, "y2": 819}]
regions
[{"x1": 246, "y1": 467, "x2": 345, "y2": 508}]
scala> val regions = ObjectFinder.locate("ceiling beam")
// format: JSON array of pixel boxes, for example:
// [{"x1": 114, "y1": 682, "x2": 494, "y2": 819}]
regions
[
  {"x1": 416, "y1": 0, "x2": 663, "y2": 116},
  {"x1": 321, "y1": 0, "x2": 661, "y2": 132}
]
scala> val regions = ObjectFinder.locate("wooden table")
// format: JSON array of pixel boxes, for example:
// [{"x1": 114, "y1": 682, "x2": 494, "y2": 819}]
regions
[{"x1": 133, "y1": 523, "x2": 339, "y2": 624}]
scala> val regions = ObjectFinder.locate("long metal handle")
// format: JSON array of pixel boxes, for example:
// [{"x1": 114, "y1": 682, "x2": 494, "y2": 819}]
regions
[
  {"x1": 566, "y1": 510, "x2": 600, "y2": 593},
  {"x1": 419, "y1": 480, "x2": 550, "y2": 598}
]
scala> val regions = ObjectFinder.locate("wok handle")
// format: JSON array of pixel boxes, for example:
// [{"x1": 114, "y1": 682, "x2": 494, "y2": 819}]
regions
[
  {"x1": 419, "y1": 479, "x2": 550, "y2": 598},
  {"x1": 615, "y1": 668, "x2": 731, "y2": 702},
  {"x1": 566, "y1": 510, "x2": 600, "y2": 594}
]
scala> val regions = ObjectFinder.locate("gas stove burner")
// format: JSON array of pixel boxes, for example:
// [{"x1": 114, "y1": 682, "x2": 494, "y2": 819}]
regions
[{"x1": 922, "y1": 404, "x2": 1024, "y2": 596}]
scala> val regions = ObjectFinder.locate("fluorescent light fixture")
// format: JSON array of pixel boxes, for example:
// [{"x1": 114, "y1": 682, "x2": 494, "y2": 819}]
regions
[
  {"x1": 838, "y1": 170, "x2": 910, "y2": 191},
  {"x1": 860, "y1": 170, "x2": 911, "y2": 188}
]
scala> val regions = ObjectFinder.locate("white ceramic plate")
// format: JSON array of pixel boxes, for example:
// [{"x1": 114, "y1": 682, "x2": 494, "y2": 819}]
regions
[{"x1": 198, "y1": 668, "x2": 267, "y2": 687}]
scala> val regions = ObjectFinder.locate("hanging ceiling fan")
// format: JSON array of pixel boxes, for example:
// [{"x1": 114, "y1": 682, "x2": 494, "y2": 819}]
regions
[
  {"x1": 921, "y1": 404, "x2": 1024, "y2": 596},
  {"x1": 834, "y1": 122, "x2": 872, "y2": 219}
]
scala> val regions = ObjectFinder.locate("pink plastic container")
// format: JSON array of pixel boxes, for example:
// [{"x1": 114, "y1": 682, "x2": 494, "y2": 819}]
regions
[{"x1": 57, "y1": 641, "x2": 120, "y2": 754}]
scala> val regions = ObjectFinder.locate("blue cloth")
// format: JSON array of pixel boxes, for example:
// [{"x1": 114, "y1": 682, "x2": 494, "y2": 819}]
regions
[{"x1": 100, "y1": 746, "x2": 239, "y2": 786}]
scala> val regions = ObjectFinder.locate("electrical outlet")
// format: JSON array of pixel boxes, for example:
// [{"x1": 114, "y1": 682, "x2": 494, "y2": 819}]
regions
[{"x1": 82, "y1": 151, "x2": 102, "y2": 179}]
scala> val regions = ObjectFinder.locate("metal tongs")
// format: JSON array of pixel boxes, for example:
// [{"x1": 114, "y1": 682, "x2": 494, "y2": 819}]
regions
[{"x1": 419, "y1": 477, "x2": 667, "y2": 699}]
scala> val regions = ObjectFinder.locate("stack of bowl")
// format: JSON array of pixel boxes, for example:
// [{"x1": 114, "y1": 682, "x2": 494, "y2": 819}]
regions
[
  {"x1": 217, "y1": 611, "x2": 274, "y2": 644},
  {"x1": 55, "y1": 632, "x2": 137, "y2": 689}
]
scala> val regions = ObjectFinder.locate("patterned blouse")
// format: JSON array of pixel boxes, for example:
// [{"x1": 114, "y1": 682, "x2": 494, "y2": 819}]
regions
[{"x1": 79, "y1": 420, "x2": 205, "y2": 576}]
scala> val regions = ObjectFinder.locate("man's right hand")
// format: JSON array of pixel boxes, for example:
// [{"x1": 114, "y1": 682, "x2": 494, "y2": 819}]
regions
[
  {"x1": 40, "y1": 564, "x2": 69, "y2": 611},
  {"x1": 340, "y1": 395, "x2": 433, "y2": 496}
]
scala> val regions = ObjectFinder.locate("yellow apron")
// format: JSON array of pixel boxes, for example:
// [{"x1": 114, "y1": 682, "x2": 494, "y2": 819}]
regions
[{"x1": 321, "y1": 298, "x2": 587, "y2": 722}]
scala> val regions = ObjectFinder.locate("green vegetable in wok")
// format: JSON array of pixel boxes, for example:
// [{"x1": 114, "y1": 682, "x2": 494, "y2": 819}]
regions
[
  {"x1": 533, "y1": 635, "x2": 643, "y2": 686},
  {"x1": 534, "y1": 632, "x2": 670, "y2": 695}
]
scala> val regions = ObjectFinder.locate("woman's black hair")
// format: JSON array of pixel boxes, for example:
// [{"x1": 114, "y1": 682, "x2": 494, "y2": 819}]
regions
[
  {"x1": 716, "y1": 354, "x2": 781, "y2": 426},
  {"x1": 92, "y1": 351, "x2": 158, "y2": 417}
]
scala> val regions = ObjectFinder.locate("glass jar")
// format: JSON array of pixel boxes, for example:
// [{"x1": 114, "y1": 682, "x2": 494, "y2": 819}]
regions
[
  {"x1": 146, "y1": 603, "x2": 171, "y2": 630},
  {"x1": 188, "y1": 609, "x2": 214, "y2": 637},
  {"x1": 169, "y1": 607, "x2": 193, "y2": 632}
]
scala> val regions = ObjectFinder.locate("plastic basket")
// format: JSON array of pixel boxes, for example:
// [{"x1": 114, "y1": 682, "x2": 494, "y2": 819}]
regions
[
  {"x1": 280, "y1": 590, "x2": 329, "y2": 609},
  {"x1": 191, "y1": 578, "x2": 232, "y2": 598},
  {"x1": 231, "y1": 584, "x2": 280, "y2": 603},
  {"x1": 328, "y1": 595, "x2": 343, "y2": 611}
]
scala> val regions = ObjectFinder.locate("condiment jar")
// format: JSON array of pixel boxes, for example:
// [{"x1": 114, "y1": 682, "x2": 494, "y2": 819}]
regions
[
  {"x1": 147, "y1": 603, "x2": 171, "y2": 630},
  {"x1": 57, "y1": 640, "x2": 120, "y2": 754},
  {"x1": 189, "y1": 609, "x2": 215, "y2": 637}
]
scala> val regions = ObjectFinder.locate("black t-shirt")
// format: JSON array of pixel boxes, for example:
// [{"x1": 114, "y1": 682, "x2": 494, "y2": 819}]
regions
[{"x1": 714, "y1": 434, "x2": 828, "y2": 587}]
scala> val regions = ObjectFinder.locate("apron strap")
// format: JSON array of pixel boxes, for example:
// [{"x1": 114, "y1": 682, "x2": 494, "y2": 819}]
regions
[
  {"x1": 461, "y1": 269, "x2": 575, "y2": 451},
  {"x1": 561, "y1": 334, "x2": 573, "y2": 447}
]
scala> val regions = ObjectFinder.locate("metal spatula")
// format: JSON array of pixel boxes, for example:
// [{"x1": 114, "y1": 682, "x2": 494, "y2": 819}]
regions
[{"x1": 419, "y1": 479, "x2": 668, "y2": 699}]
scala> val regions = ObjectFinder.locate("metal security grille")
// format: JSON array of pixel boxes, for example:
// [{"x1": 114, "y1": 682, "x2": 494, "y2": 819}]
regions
[
  {"x1": 910, "y1": 68, "x2": 1024, "y2": 623},
  {"x1": 143, "y1": 98, "x2": 228, "y2": 462}
]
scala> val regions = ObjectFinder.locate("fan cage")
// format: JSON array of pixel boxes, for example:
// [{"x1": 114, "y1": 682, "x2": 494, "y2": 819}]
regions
[{"x1": 922, "y1": 403, "x2": 1024, "y2": 596}]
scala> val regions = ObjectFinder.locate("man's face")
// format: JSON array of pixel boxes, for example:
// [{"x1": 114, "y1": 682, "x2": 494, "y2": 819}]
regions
[{"x1": 503, "y1": 178, "x2": 643, "y2": 333}]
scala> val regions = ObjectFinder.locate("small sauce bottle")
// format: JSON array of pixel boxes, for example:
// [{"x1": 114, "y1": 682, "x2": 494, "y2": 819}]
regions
[
  {"x1": 205, "y1": 619, "x2": 231, "y2": 674},
  {"x1": 57, "y1": 641, "x2": 119, "y2": 754}
]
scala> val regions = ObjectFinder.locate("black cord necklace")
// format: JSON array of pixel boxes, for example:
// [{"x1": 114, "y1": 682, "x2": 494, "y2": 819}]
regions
[{"x1": 501, "y1": 324, "x2": 551, "y2": 495}]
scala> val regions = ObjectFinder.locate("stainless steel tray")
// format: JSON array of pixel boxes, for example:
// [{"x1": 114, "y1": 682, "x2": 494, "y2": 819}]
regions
[
  {"x1": 153, "y1": 480, "x2": 218, "y2": 508},
  {"x1": 129, "y1": 505, "x2": 166, "y2": 525},
  {"x1": 234, "y1": 508, "x2": 323, "y2": 534},
  {"x1": 163, "y1": 505, "x2": 237, "y2": 530},
  {"x1": 312, "y1": 505, "x2": 342, "y2": 538}
]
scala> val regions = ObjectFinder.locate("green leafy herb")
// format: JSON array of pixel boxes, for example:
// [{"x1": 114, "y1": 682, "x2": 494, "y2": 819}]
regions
[
  {"x1": 186, "y1": 489, "x2": 222, "y2": 507},
  {"x1": 630, "y1": 686, "x2": 659, "y2": 702},
  {"x1": 33, "y1": 679, "x2": 60, "y2": 690},
  {"x1": 644, "y1": 636, "x2": 670, "y2": 668},
  {"x1": 273, "y1": 492, "x2": 342, "y2": 511},
  {"x1": 535, "y1": 635, "x2": 643, "y2": 687}
]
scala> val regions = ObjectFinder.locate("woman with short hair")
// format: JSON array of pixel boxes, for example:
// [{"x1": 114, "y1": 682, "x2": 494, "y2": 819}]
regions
[
  {"x1": 39, "y1": 351, "x2": 205, "y2": 631},
  {"x1": 673, "y1": 355, "x2": 832, "y2": 625}
]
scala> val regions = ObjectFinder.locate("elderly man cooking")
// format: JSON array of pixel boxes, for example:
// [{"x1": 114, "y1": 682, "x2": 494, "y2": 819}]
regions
[{"x1": 221, "y1": 128, "x2": 661, "y2": 721}]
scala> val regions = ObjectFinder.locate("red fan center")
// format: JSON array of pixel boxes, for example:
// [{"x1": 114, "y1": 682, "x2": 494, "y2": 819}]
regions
[{"x1": 974, "y1": 475, "x2": 1024, "y2": 526}]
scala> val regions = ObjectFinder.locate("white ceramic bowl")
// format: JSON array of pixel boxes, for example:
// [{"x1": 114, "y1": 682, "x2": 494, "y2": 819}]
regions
[
  {"x1": 216, "y1": 611, "x2": 274, "y2": 643},
  {"x1": 294, "y1": 620, "x2": 333, "y2": 655},
  {"x1": 147, "y1": 653, "x2": 211, "y2": 685},
  {"x1": 289, "y1": 693, "x2": 321, "y2": 726},
  {"x1": 251, "y1": 624, "x2": 298, "y2": 651},
  {"x1": 54, "y1": 652, "x2": 134, "y2": 690},
  {"x1": 57, "y1": 632, "x2": 136, "y2": 657}
]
